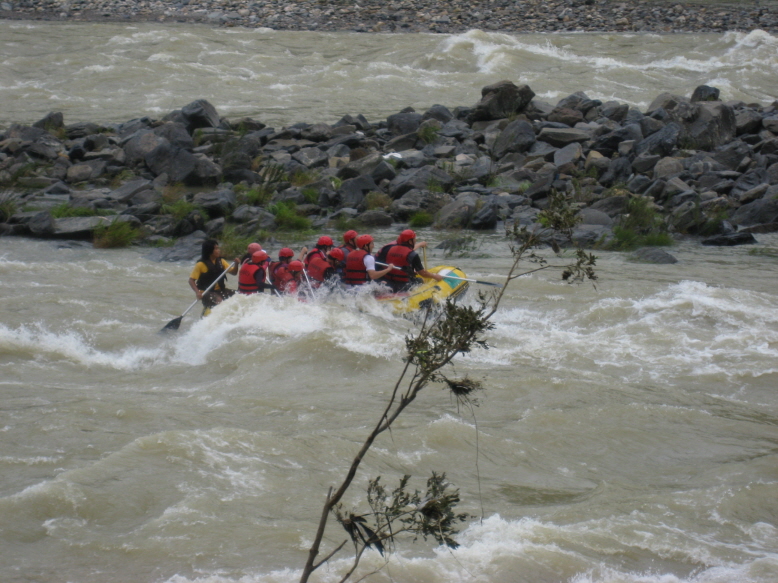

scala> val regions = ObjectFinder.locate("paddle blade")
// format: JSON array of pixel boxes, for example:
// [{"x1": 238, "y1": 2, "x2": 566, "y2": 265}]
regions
[{"x1": 160, "y1": 316, "x2": 183, "y2": 333}]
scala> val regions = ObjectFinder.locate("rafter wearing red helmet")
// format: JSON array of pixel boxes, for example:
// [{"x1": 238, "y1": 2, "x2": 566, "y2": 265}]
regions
[
  {"x1": 344, "y1": 234, "x2": 396, "y2": 286},
  {"x1": 339, "y1": 230, "x2": 358, "y2": 259},
  {"x1": 304, "y1": 235, "x2": 334, "y2": 267},
  {"x1": 377, "y1": 229, "x2": 443, "y2": 292},
  {"x1": 238, "y1": 250, "x2": 270, "y2": 294}
]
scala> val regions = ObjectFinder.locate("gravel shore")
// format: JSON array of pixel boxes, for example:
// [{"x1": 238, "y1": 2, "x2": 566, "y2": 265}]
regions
[{"x1": 1, "y1": 0, "x2": 777, "y2": 34}]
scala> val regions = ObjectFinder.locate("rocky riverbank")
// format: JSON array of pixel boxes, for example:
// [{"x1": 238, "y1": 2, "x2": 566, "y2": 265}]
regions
[
  {"x1": 2, "y1": 81, "x2": 778, "y2": 262},
  {"x1": 1, "y1": 0, "x2": 777, "y2": 34}
]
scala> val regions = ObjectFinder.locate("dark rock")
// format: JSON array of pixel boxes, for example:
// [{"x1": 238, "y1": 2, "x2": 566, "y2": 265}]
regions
[
  {"x1": 28, "y1": 211, "x2": 55, "y2": 236},
  {"x1": 672, "y1": 101, "x2": 736, "y2": 151},
  {"x1": 730, "y1": 198, "x2": 778, "y2": 227},
  {"x1": 470, "y1": 203, "x2": 499, "y2": 230},
  {"x1": 107, "y1": 179, "x2": 152, "y2": 203},
  {"x1": 356, "y1": 209, "x2": 393, "y2": 226},
  {"x1": 154, "y1": 122, "x2": 195, "y2": 150},
  {"x1": 423, "y1": 104, "x2": 454, "y2": 124},
  {"x1": 388, "y1": 165, "x2": 454, "y2": 199},
  {"x1": 690, "y1": 85, "x2": 720, "y2": 102},
  {"x1": 736, "y1": 109, "x2": 762, "y2": 135},
  {"x1": 469, "y1": 80, "x2": 535, "y2": 122},
  {"x1": 145, "y1": 143, "x2": 199, "y2": 183},
  {"x1": 52, "y1": 216, "x2": 112, "y2": 237},
  {"x1": 701, "y1": 232, "x2": 757, "y2": 246},
  {"x1": 492, "y1": 120, "x2": 536, "y2": 159},
  {"x1": 387, "y1": 112, "x2": 422, "y2": 136},
  {"x1": 590, "y1": 195, "x2": 628, "y2": 218},
  {"x1": 145, "y1": 230, "x2": 207, "y2": 262},
  {"x1": 193, "y1": 189, "x2": 236, "y2": 217},
  {"x1": 32, "y1": 112, "x2": 64, "y2": 131},
  {"x1": 124, "y1": 131, "x2": 168, "y2": 164},
  {"x1": 434, "y1": 192, "x2": 479, "y2": 228},
  {"x1": 389, "y1": 188, "x2": 452, "y2": 220},
  {"x1": 634, "y1": 122, "x2": 681, "y2": 157},
  {"x1": 293, "y1": 146, "x2": 329, "y2": 169},
  {"x1": 578, "y1": 208, "x2": 613, "y2": 226},
  {"x1": 632, "y1": 248, "x2": 678, "y2": 263},
  {"x1": 337, "y1": 152, "x2": 383, "y2": 179},
  {"x1": 339, "y1": 175, "x2": 378, "y2": 208},
  {"x1": 537, "y1": 127, "x2": 590, "y2": 148},
  {"x1": 599, "y1": 157, "x2": 632, "y2": 187},
  {"x1": 181, "y1": 99, "x2": 221, "y2": 133}
]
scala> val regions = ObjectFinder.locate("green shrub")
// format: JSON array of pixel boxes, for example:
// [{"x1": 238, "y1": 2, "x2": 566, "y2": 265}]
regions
[
  {"x1": 218, "y1": 225, "x2": 267, "y2": 258},
  {"x1": 0, "y1": 193, "x2": 18, "y2": 222},
  {"x1": 409, "y1": 211, "x2": 434, "y2": 228},
  {"x1": 418, "y1": 125, "x2": 439, "y2": 145},
  {"x1": 603, "y1": 196, "x2": 673, "y2": 251},
  {"x1": 271, "y1": 201, "x2": 312, "y2": 231},
  {"x1": 161, "y1": 199, "x2": 205, "y2": 221},
  {"x1": 290, "y1": 169, "x2": 320, "y2": 187},
  {"x1": 93, "y1": 220, "x2": 140, "y2": 248},
  {"x1": 302, "y1": 186, "x2": 320, "y2": 204},
  {"x1": 50, "y1": 203, "x2": 101, "y2": 218},
  {"x1": 364, "y1": 191, "x2": 392, "y2": 210}
]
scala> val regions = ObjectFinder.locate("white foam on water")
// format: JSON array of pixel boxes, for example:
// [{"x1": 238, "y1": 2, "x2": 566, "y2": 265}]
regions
[
  {"x1": 0, "y1": 321, "x2": 165, "y2": 371},
  {"x1": 171, "y1": 292, "x2": 408, "y2": 365},
  {"x1": 475, "y1": 280, "x2": 778, "y2": 385}
]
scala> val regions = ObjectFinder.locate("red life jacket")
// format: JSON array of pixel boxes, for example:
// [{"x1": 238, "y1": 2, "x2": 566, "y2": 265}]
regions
[
  {"x1": 307, "y1": 255, "x2": 329, "y2": 285},
  {"x1": 384, "y1": 245, "x2": 413, "y2": 285},
  {"x1": 270, "y1": 262, "x2": 293, "y2": 291},
  {"x1": 344, "y1": 249, "x2": 370, "y2": 285},
  {"x1": 238, "y1": 262, "x2": 265, "y2": 294},
  {"x1": 304, "y1": 248, "x2": 327, "y2": 267}
]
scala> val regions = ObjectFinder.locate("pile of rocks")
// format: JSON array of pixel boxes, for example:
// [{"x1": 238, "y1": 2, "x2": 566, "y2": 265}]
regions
[
  {"x1": 1, "y1": 0, "x2": 777, "y2": 34},
  {"x1": 2, "y1": 81, "x2": 778, "y2": 257}
]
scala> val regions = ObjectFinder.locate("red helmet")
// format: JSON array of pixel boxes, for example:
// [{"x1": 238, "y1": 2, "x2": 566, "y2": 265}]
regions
[
  {"x1": 328, "y1": 248, "x2": 345, "y2": 261},
  {"x1": 343, "y1": 230, "x2": 358, "y2": 243},
  {"x1": 252, "y1": 250, "x2": 269, "y2": 263},
  {"x1": 279, "y1": 247, "x2": 295, "y2": 258},
  {"x1": 247, "y1": 242, "x2": 262, "y2": 254},
  {"x1": 398, "y1": 229, "x2": 416, "y2": 244},
  {"x1": 356, "y1": 234, "x2": 374, "y2": 249},
  {"x1": 317, "y1": 235, "x2": 334, "y2": 247},
  {"x1": 288, "y1": 260, "x2": 304, "y2": 273}
]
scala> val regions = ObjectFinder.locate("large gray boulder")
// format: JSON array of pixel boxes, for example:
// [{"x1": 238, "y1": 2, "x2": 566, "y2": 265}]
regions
[
  {"x1": 145, "y1": 230, "x2": 207, "y2": 262},
  {"x1": 181, "y1": 99, "x2": 221, "y2": 133},
  {"x1": 107, "y1": 179, "x2": 153, "y2": 203},
  {"x1": 145, "y1": 143, "x2": 199, "y2": 183},
  {"x1": 492, "y1": 120, "x2": 536, "y2": 159},
  {"x1": 389, "y1": 188, "x2": 452, "y2": 221},
  {"x1": 469, "y1": 80, "x2": 535, "y2": 122},
  {"x1": 537, "y1": 127, "x2": 590, "y2": 148},
  {"x1": 671, "y1": 101, "x2": 736, "y2": 151},
  {"x1": 124, "y1": 130, "x2": 168, "y2": 164},
  {"x1": 193, "y1": 189, "x2": 236, "y2": 217},
  {"x1": 730, "y1": 198, "x2": 778, "y2": 227},
  {"x1": 387, "y1": 112, "x2": 423, "y2": 136},
  {"x1": 434, "y1": 192, "x2": 479, "y2": 229},
  {"x1": 388, "y1": 166, "x2": 454, "y2": 199},
  {"x1": 52, "y1": 216, "x2": 112, "y2": 237},
  {"x1": 634, "y1": 122, "x2": 681, "y2": 157}
]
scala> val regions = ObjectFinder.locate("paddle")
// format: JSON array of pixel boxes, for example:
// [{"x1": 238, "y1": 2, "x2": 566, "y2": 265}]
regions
[
  {"x1": 375, "y1": 261, "x2": 503, "y2": 288},
  {"x1": 160, "y1": 260, "x2": 237, "y2": 333}
]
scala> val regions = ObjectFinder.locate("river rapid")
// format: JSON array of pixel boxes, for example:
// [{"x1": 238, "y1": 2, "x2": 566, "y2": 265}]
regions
[
  {"x1": 2, "y1": 22, "x2": 778, "y2": 129},
  {"x1": 1, "y1": 230, "x2": 778, "y2": 583},
  {"x1": 2, "y1": 19, "x2": 778, "y2": 583}
]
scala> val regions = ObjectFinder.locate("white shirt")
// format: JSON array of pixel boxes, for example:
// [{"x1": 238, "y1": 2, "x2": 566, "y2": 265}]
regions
[{"x1": 363, "y1": 255, "x2": 376, "y2": 272}]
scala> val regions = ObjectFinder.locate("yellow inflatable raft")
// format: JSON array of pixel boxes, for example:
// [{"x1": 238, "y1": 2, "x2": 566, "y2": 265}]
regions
[{"x1": 377, "y1": 265, "x2": 470, "y2": 314}]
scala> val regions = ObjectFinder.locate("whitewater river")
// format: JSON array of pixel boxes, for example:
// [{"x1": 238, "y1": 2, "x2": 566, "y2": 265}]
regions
[{"x1": 2, "y1": 18, "x2": 778, "y2": 583}]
